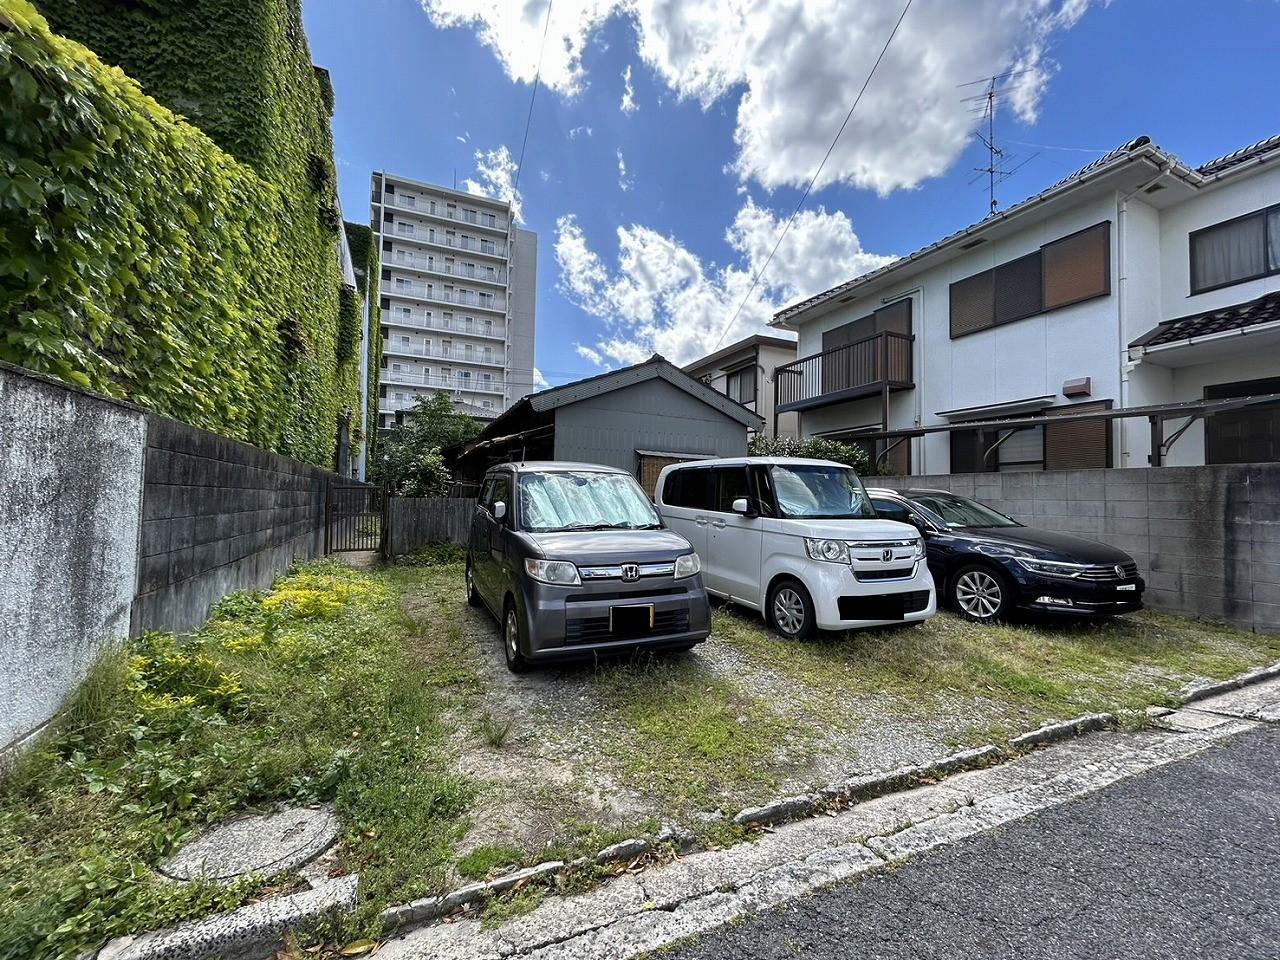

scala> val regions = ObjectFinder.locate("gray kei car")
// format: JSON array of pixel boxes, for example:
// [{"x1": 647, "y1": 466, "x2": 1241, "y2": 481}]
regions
[{"x1": 465, "y1": 461, "x2": 711, "y2": 672}]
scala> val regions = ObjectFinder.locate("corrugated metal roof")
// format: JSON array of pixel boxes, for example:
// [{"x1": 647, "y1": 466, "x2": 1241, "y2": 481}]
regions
[
  {"x1": 527, "y1": 355, "x2": 764, "y2": 427},
  {"x1": 773, "y1": 132, "x2": 1280, "y2": 327}
]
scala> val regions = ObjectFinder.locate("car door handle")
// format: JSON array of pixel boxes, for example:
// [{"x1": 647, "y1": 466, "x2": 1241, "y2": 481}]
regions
[
  {"x1": 711, "y1": 519, "x2": 726, "y2": 529},
  {"x1": 694, "y1": 517, "x2": 708, "y2": 526}
]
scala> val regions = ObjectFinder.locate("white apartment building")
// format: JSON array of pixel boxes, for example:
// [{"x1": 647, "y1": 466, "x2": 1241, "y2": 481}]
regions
[
  {"x1": 772, "y1": 133, "x2": 1280, "y2": 475},
  {"x1": 371, "y1": 173, "x2": 537, "y2": 430}
]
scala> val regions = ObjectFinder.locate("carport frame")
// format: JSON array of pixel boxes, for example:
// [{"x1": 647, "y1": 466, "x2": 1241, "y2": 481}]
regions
[{"x1": 840, "y1": 393, "x2": 1280, "y2": 469}]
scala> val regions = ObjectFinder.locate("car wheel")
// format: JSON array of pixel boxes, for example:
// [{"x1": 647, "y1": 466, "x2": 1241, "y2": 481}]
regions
[
  {"x1": 503, "y1": 601, "x2": 530, "y2": 673},
  {"x1": 767, "y1": 578, "x2": 816, "y2": 640},
  {"x1": 949, "y1": 564, "x2": 1011, "y2": 623},
  {"x1": 465, "y1": 559, "x2": 482, "y2": 607}
]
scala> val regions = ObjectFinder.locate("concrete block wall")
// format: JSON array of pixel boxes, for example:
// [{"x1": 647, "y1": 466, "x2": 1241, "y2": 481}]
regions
[
  {"x1": 132, "y1": 415, "x2": 334, "y2": 634},
  {"x1": 1, "y1": 362, "x2": 349, "y2": 757},
  {"x1": 877, "y1": 464, "x2": 1280, "y2": 633}
]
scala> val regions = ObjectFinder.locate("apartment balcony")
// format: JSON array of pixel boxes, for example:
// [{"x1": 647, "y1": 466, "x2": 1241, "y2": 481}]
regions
[
  {"x1": 381, "y1": 368, "x2": 504, "y2": 395},
  {"x1": 391, "y1": 224, "x2": 506, "y2": 259},
  {"x1": 382, "y1": 312, "x2": 506, "y2": 341},
  {"x1": 378, "y1": 193, "x2": 510, "y2": 233},
  {"x1": 385, "y1": 279, "x2": 507, "y2": 314},
  {"x1": 388, "y1": 250, "x2": 507, "y2": 286},
  {"x1": 774, "y1": 332, "x2": 914, "y2": 414},
  {"x1": 383, "y1": 341, "x2": 503, "y2": 368}
]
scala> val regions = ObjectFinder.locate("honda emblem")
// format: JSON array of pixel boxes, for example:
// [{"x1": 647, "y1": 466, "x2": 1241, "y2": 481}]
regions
[
  {"x1": 621, "y1": 563, "x2": 640, "y2": 582},
  {"x1": 881, "y1": 548, "x2": 894, "y2": 563}
]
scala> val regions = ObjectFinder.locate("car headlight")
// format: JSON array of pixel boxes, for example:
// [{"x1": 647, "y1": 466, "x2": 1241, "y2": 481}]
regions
[
  {"x1": 805, "y1": 538, "x2": 850, "y2": 564},
  {"x1": 524, "y1": 558, "x2": 581, "y2": 585},
  {"x1": 1014, "y1": 557, "x2": 1087, "y2": 579},
  {"x1": 674, "y1": 552, "x2": 701, "y2": 579},
  {"x1": 913, "y1": 538, "x2": 926, "y2": 560}
]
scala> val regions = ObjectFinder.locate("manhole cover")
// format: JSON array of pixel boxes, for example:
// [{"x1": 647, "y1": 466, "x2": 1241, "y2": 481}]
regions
[{"x1": 159, "y1": 805, "x2": 339, "y2": 882}]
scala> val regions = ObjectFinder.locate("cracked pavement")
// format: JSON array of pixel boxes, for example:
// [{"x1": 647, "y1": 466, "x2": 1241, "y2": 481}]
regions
[{"x1": 375, "y1": 677, "x2": 1280, "y2": 960}]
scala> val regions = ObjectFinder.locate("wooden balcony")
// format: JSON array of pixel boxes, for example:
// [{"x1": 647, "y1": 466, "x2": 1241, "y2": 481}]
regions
[{"x1": 775, "y1": 331, "x2": 914, "y2": 414}]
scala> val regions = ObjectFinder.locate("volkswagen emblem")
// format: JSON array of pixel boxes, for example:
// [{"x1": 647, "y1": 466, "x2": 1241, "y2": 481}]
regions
[
  {"x1": 621, "y1": 563, "x2": 640, "y2": 582},
  {"x1": 881, "y1": 548, "x2": 894, "y2": 563},
  {"x1": 1114, "y1": 564, "x2": 1126, "y2": 579}
]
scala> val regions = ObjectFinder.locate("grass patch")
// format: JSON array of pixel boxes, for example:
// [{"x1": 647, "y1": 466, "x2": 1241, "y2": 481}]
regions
[
  {"x1": 480, "y1": 885, "x2": 545, "y2": 928},
  {"x1": 715, "y1": 605, "x2": 1280, "y2": 738},
  {"x1": 0, "y1": 561, "x2": 473, "y2": 960},
  {"x1": 589, "y1": 657, "x2": 802, "y2": 813},
  {"x1": 457, "y1": 844, "x2": 526, "y2": 881},
  {"x1": 477, "y1": 712, "x2": 514, "y2": 747}
]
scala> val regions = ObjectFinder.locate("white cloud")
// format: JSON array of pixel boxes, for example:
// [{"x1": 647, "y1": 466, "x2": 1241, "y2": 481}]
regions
[
  {"x1": 533, "y1": 367, "x2": 550, "y2": 389},
  {"x1": 455, "y1": 131, "x2": 470, "y2": 144},
  {"x1": 620, "y1": 63, "x2": 638, "y2": 114},
  {"x1": 575, "y1": 344, "x2": 608, "y2": 367},
  {"x1": 616, "y1": 147, "x2": 635, "y2": 191},
  {"x1": 556, "y1": 199, "x2": 893, "y2": 367},
  {"x1": 568, "y1": 125, "x2": 593, "y2": 139},
  {"x1": 460, "y1": 144, "x2": 523, "y2": 222},
  {"x1": 420, "y1": 0, "x2": 1097, "y2": 195}
]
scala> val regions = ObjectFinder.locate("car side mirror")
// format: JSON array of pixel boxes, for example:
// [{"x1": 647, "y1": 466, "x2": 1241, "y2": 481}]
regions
[
  {"x1": 731, "y1": 497, "x2": 753, "y2": 515},
  {"x1": 493, "y1": 501, "x2": 507, "y2": 522}
]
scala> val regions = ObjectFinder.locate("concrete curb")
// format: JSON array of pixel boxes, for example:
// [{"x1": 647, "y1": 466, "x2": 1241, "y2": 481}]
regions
[
  {"x1": 1176, "y1": 660, "x2": 1280, "y2": 706},
  {"x1": 1007, "y1": 712, "x2": 1116, "y2": 750},
  {"x1": 95, "y1": 875, "x2": 357, "y2": 960}
]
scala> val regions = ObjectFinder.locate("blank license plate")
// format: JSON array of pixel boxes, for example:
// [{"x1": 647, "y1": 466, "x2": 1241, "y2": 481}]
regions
[
  {"x1": 610, "y1": 604, "x2": 654, "y2": 635},
  {"x1": 860, "y1": 595, "x2": 905, "y2": 621},
  {"x1": 1116, "y1": 584, "x2": 1137, "y2": 592}
]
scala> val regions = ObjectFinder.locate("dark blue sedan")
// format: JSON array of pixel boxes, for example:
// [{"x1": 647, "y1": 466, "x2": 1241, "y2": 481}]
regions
[{"x1": 867, "y1": 488, "x2": 1144, "y2": 623}]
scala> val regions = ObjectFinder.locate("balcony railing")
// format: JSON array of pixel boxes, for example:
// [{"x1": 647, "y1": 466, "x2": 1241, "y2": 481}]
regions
[
  {"x1": 382, "y1": 313, "x2": 504, "y2": 340},
  {"x1": 393, "y1": 224, "x2": 505, "y2": 257},
  {"x1": 386, "y1": 280, "x2": 505, "y2": 312},
  {"x1": 381, "y1": 368, "x2": 504, "y2": 394},
  {"x1": 383, "y1": 341, "x2": 502, "y2": 366},
  {"x1": 390, "y1": 251, "x2": 506, "y2": 285},
  {"x1": 379, "y1": 193, "x2": 509, "y2": 232},
  {"x1": 774, "y1": 331, "x2": 914, "y2": 414}
]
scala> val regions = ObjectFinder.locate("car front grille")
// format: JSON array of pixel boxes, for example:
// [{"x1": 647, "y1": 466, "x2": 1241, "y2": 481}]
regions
[
  {"x1": 565, "y1": 609, "x2": 690, "y2": 644},
  {"x1": 855, "y1": 567, "x2": 916, "y2": 582},
  {"x1": 1076, "y1": 560, "x2": 1139, "y2": 582}
]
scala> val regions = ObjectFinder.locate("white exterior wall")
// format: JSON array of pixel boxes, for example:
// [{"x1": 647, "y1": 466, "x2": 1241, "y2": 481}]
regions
[
  {"x1": 685, "y1": 340, "x2": 800, "y2": 439},
  {"x1": 371, "y1": 173, "x2": 537, "y2": 428},
  {"x1": 790, "y1": 155, "x2": 1280, "y2": 473}
]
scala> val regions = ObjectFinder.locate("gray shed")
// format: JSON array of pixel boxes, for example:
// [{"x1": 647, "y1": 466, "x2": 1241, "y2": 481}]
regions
[{"x1": 447, "y1": 355, "x2": 764, "y2": 495}]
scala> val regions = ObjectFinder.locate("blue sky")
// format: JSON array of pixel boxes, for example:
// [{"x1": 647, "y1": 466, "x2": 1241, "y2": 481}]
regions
[{"x1": 303, "y1": 0, "x2": 1279, "y2": 392}]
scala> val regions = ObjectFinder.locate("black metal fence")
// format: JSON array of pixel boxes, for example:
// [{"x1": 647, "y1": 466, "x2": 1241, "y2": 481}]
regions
[
  {"x1": 775, "y1": 331, "x2": 913, "y2": 412},
  {"x1": 325, "y1": 484, "x2": 386, "y2": 553}
]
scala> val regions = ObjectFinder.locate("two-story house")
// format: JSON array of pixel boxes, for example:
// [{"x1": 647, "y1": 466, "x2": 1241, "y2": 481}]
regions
[
  {"x1": 683, "y1": 334, "x2": 800, "y2": 438},
  {"x1": 770, "y1": 133, "x2": 1280, "y2": 475}
]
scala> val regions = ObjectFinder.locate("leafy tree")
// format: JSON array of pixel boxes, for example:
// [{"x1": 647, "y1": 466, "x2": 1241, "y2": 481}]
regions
[
  {"x1": 747, "y1": 434, "x2": 872, "y2": 474},
  {"x1": 377, "y1": 393, "x2": 481, "y2": 496}
]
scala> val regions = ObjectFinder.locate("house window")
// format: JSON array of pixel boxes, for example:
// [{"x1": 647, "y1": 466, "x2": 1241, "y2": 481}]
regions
[
  {"x1": 1205, "y1": 376, "x2": 1280, "y2": 464},
  {"x1": 949, "y1": 401, "x2": 1112, "y2": 472},
  {"x1": 1190, "y1": 205, "x2": 1280, "y2": 294},
  {"x1": 949, "y1": 222, "x2": 1111, "y2": 338},
  {"x1": 724, "y1": 366, "x2": 756, "y2": 404}
]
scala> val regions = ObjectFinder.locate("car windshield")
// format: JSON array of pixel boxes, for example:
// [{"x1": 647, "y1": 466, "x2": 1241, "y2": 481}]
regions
[
  {"x1": 910, "y1": 492, "x2": 1021, "y2": 529},
  {"x1": 769, "y1": 464, "x2": 876, "y2": 519},
  {"x1": 518, "y1": 470, "x2": 661, "y2": 533}
]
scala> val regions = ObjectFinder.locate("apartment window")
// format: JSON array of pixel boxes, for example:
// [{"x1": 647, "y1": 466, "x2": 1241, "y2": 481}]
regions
[
  {"x1": 483, "y1": 318, "x2": 493, "y2": 334},
  {"x1": 396, "y1": 306, "x2": 411, "y2": 319},
  {"x1": 458, "y1": 371, "x2": 472, "y2": 384},
  {"x1": 949, "y1": 401, "x2": 1112, "y2": 472},
  {"x1": 1190, "y1": 205, "x2": 1280, "y2": 294},
  {"x1": 949, "y1": 222, "x2": 1111, "y2": 338},
  {"x1": 391, "y1": 363, "x2": 402, "y2": 372},
  {"x1": 483, "y1": 400, "x2": 493, "y2": 409},
  {"x1": 724, "y1": 365, "x2": 756, "y2": 404},
  {"x1": 399, "y1": 335, "x2": 409, "y2": 345},
  {"x1": 480, "y1": 372, "x2": 492, "y2": 385},
  {"x1": 402, "y1": 194, "x2": 416, "y2": 208},
  {"x1": 397, "y1": 223, "x2": 415, "y2": 236}
]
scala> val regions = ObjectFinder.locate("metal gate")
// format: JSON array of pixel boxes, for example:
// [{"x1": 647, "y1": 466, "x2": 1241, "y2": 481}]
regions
[{"x1": 325, "y1": 484, "x2": 387, "y2": 553}]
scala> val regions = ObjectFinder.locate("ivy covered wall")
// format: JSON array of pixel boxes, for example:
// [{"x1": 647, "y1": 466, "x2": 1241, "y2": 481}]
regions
[
  {"x1": 344, "y1": 221, "x2": 381, "y2": 466},
  {"x1": 1, "y1": 0, "x2": 358, "y2": 466}
]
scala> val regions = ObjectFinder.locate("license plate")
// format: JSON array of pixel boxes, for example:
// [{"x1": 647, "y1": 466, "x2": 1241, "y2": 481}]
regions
[
  {"x1": 859, "y1": 594, "x2": 905, "y2": 621},
  {"x1": 610, "y1": 604, "x2": 654, "y2": 635},
  {"x1": 1116, "y1": 584, "x2": 1136, "y2": 592}
]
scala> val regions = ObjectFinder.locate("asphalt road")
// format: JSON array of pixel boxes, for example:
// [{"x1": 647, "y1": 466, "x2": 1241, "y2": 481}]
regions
[{"x1": 667, "y1": 726, "x2": 1280, "y2": 960}]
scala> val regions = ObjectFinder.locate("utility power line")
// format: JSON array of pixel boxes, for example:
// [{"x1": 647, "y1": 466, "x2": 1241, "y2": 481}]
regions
[
  {"x1": 709, "y1": 0, "x2": 913, "y2": 351},
  {"x1": 513, "y1": 0, "x2": 553, "y2": 196}
]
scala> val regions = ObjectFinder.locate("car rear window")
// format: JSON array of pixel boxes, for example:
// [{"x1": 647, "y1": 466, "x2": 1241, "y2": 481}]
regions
[{"x1": 662, "y1": 468, "x2": 712, "y2": 510}]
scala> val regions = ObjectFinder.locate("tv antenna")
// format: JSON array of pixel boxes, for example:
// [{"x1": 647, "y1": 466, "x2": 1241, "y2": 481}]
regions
[{"x1": 959, "y1": 71, "x2": 1039, "y2": 216}]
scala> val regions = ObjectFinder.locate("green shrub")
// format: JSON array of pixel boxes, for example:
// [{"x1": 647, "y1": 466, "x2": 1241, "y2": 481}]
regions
[
  {"x1": 747, "y1": 434, "x2": 872, "y2": 473},
  {"x1": 1, "y1": 0, "x2": 358, "y2": 466}
]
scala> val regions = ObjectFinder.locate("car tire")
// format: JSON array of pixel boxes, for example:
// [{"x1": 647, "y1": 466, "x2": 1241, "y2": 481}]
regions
[
  {"x1": 503, "y1": 600, "x2": 531, "y2": 673},
  {"x1": 767, "y1": 578, "x2": 816, "y2": 640},
  {"x1": 949, "y1": 564, "x2": 1012, "y2": 623},
  {"x1": 465, "y1": 559, "x2": 482, "y2": 607}
]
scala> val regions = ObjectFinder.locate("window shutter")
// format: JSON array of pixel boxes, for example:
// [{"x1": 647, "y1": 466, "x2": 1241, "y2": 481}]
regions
[
  {"x1": 950, "y1": 270, "x2": 995, "y2": 337},
  {"x1": 1042, "y1": 222, "x2": 1110, "y2": 310},
  {"x1": 994, "y1": 252, "x2": 1043, "y2": 325},
  {"x1": 1043, "y1": 401, "x2": 1111, "y2": 470},
  {"x1": 873, "y1": 298, "x2": 912, "y2": 335}
]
